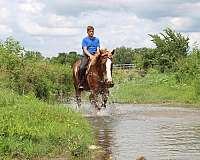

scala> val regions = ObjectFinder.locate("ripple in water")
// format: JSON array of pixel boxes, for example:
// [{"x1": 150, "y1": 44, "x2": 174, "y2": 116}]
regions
[{"x1": 86, "y1": 104, "x2": 200, "y2": 160}]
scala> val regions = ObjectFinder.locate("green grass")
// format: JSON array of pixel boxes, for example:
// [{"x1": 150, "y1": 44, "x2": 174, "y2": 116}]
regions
[
  {"x1": 0, "y1": 89, "x2": 94, "y2": 159},
  {"x1": 110, "y1": 69, "x2": 199, "y2": 104}
]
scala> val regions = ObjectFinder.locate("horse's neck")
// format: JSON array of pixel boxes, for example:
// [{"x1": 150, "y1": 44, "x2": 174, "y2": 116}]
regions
[
  {"x1": 89, "y1": 63, "x2": 99, "y2": 72},
  {"x1": 89, "y1": 60, "x2": 104, "y2": 75}
]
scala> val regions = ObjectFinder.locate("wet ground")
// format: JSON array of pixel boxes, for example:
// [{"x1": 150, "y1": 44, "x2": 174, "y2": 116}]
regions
[{"x1": 84, "y1": 103, "x2": 200, "y2": 160}]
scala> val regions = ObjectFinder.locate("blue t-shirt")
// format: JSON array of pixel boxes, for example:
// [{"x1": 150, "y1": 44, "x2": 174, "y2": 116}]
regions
[{"x1": 82, "y1": 36, "x2": 100, "y2": 55}]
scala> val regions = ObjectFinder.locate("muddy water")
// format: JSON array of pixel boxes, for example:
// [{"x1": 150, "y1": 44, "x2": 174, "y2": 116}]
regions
[{"x1": 86, "y1": 104, "x2": 200, "y2": 160}]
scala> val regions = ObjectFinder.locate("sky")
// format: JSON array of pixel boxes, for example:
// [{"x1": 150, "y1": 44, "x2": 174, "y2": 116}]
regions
[{"x1": 0, "y1": 0, "x2": 200, "y2": 57}]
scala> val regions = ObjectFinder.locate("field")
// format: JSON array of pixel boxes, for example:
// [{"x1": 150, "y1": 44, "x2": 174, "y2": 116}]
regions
[{"x1": 109, "y1": 68, "x2": 199, "y2": 105}]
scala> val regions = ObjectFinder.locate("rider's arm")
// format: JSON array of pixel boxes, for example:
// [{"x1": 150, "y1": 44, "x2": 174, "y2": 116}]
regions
[
  {"x1": 82, "y1": 38, "x2": 94, "y2": 59},
  {"x1": 96, "y1": 47, "x2": 100, "y2": 56},
  {"x1": 83, "y1": 47, "x2": 93, "y2": 59},
  {"x1": 95, "y1": 38, "x2": 100, "y2": 56}
]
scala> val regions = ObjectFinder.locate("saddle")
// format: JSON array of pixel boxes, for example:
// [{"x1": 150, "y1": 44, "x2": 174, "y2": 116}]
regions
[{"x1": 78, "y1": 57, "x2": 98, "y2": 89}]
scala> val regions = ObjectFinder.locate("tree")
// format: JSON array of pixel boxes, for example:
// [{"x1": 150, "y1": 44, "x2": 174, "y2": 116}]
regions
[
  {"x1": 133, "y1": 47, "x2": 156, "y2": 69},
  {"x1": 50, "y1": 51, "x2": 81, "y2": 66},
  {"x1": 114, "y1": 46, "x2": 134, "y2": 64},
  {"x1": 149, "y1": 28, "x2": 189, "y2": 72},
  {"x1": 66, "y1": 51, "x2": 81, "y2": 66},
  {"x1": 0, "y1": 37, "x2": 74, "y2": 101},
  {"x1": 24, "y1": 51, "x2": 44, "y2": 61}
]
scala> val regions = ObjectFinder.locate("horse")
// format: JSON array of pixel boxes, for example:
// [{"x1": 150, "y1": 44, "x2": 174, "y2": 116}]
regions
[{"x1": 72, "y1": 49, "x2": 115, "y2": 111}]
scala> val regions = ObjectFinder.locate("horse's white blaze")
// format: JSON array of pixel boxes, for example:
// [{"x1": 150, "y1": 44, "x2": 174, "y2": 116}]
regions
[{"x1": 106, "y1": 58, "x2": 112, "y2": 82}]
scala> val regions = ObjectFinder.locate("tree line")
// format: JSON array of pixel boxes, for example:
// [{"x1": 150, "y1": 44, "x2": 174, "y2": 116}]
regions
[
  {"x1": 0, "y1": 37, "x2": 80, "y2": 102},
  {"x1": 1, "y1": 28, "x2": 200, "y2": 102},
  {"x1": 114, "y1": 28, "x2": 200, "y2": 96}
]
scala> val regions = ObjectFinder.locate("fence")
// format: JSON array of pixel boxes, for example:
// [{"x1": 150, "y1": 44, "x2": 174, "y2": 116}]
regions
[{"x1": 113, "y1": 64, "x2": 135, "y2": 69}]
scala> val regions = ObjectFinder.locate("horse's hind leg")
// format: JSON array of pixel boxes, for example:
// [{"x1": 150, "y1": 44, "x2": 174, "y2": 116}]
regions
[{"x1": 75, "y1": 90, "x2": 81, "y2": 108}]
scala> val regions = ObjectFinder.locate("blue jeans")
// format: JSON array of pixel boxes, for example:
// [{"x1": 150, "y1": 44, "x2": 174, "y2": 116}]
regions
[{"x1": 79, "y1": 56, "x2": 89, "y2": 85}]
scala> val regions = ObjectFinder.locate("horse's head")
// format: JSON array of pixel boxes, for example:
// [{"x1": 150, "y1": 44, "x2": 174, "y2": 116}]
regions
[{"x1": 98, "y1": 49, "x2": 115, "y2": 84}]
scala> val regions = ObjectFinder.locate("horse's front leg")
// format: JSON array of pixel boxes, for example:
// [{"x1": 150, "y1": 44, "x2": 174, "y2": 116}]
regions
[
  {"x1": 75, "y1": 89, "x2": 81, "y2": 108},
  {"x1": 101, "y1": 87, "x2": 109, "y2": 108},
  {"x1": 89, "y1": 92, "x2": 100, "y2": 111}
]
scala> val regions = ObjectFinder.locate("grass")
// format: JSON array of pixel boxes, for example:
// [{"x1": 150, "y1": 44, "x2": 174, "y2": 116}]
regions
[
  {"x1": 0, "y1": 89, "x2": 94, "y2": 159},
  {"x1": 109, "y1": 69, "x2": 200, "y2": 104}
]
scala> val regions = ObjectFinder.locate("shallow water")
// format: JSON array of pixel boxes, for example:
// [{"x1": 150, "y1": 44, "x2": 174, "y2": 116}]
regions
[{"x1": 86, "y1": 104, "x2": 200, "y2": 160}]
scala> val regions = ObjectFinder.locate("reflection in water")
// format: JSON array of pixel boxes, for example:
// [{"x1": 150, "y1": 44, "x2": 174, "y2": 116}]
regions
[
  {"x1": 88, "y1": 116, "x2": 113, "y2": 160},
  {"x1": 86, "y1": 104, "x2": 200, "y2": 160}
]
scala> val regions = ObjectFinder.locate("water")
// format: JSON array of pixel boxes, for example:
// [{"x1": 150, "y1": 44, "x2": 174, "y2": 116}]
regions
[{"x1": 86, "y1": 104, "x2": 200, "y2": 160}]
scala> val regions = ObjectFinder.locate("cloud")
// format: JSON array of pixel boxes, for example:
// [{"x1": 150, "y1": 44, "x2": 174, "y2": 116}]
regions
[
  {"x1": 0, "y1": 0, "x2": 199, "y2": 57},
  {"x1": 19, "y1": 20, "x2": 80, "y2": 36},
  {"x1": 179, "y1": 2, "x2": 200, "y2": 18},
  {"x1": 0, "y1": 5, "x2": 13, "y2": 36},
  {"x1": 188, "y1": 32, "x2": 200, "y2": 45},
  {"x1": 0, "y1": 7, "x2": 10, "y2": 20},
  {"x1": 18, "y1": 0, "x2": 45, "y2": 14},
  {"x1": 0, "y1": 25, "x2": 13, "y2": 34},
  {"x1": 159, "y1": 16, "x2": 194, "y2": 32}
]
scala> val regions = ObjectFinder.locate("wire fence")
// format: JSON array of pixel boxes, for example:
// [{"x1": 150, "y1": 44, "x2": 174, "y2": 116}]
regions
[{"x1": 113, "y1": 64, "x2": 135, "y2": 69}]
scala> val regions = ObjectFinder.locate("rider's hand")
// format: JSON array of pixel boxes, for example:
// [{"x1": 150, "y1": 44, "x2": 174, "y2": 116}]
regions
[{"x1": 89, "y1": 55, "x2": 95, "y2": 60}]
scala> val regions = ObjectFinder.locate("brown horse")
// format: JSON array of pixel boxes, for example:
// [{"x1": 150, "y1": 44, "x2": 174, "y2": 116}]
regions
[{"x1": 72, "y1": 49, "x2": 114, "y2": 110}]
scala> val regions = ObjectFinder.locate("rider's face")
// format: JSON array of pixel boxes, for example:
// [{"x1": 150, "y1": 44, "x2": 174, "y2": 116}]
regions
[{"x1": 87, "y1": 29, "x2": 94, "y2": 37}]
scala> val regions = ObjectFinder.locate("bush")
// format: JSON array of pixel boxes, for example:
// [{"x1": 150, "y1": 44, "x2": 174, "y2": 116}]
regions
[
  {"x1": 0, "y1": 37, "x2": 74, "y2": 102},
  {"x1": 175, "y1": 50, "x2": 200, "y2": 84}
]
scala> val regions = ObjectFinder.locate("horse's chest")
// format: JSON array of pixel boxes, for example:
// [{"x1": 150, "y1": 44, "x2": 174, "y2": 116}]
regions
[{"x1": 87, "y1": 72, "x2": 104, "y2": 85}]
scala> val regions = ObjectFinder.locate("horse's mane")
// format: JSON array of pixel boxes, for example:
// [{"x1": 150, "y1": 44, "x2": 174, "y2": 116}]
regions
[
  {"x1": 86, "y1": 49, "x2": 113, "y2": 75},
  {"x1": 99, "y1": 49, "x2": 113, "y2": 59}
]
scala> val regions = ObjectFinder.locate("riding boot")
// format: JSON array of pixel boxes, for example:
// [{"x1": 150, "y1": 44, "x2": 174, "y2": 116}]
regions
[{"x1": 79, "y1": 69, "x2": 85, "y2": 89}]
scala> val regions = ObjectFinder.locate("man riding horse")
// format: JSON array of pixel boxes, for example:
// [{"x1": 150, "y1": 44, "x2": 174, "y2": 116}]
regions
[
  {"x1": 79, "y1": 25, "x2": 100, "y2": 89},
  {"x1": 73, "y1": 25, "x2": 114, "y2": 110}
]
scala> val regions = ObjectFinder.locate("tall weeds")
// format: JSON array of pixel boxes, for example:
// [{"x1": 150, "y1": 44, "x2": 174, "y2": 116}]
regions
[{"x1": 0, "y1": 89, "x2": 94, "y2": 159}]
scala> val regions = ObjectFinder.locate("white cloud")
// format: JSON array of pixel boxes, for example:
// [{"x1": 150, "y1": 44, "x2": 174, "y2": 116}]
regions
[
  {"x1": 0, "y1": 24, "x2": 13, "y2": 34},
  {"x1": 0, "y1": 1, "x2": 199, "y2": 56},
  {"x1": 18, "y1": 0, "x2": 45, "y2": 14},
  {"x1": 188, "y1": 32, "x2": 200, "y2": 45},
  {"x1": 20, "y1": 21, "x2": 80, "y2": 36},
  {"x1": 162, "y1": 16, "x2": 193, "y2": 31},
  {"x1": 180, "y1": 2, "x2": 200, "y2": 18},
  {"x1": 0, "y1": 7, "x2": 10, "y2": 19},
  {"x1": 46, "y1": 14, "x2": 74, "y2": 27},
  {"x1": 17, "y1": 0, "x2": 81, "y2": 37}
]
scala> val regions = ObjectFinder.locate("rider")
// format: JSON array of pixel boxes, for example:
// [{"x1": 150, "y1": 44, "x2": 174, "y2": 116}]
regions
[{"x1": 79, "y1": 25, "x2": 100, "y2": 89}]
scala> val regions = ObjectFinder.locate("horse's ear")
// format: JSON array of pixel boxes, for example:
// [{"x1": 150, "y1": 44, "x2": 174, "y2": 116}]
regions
[{"x1": 111, "y1": 49, "x2": 115, "y2": 55}]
